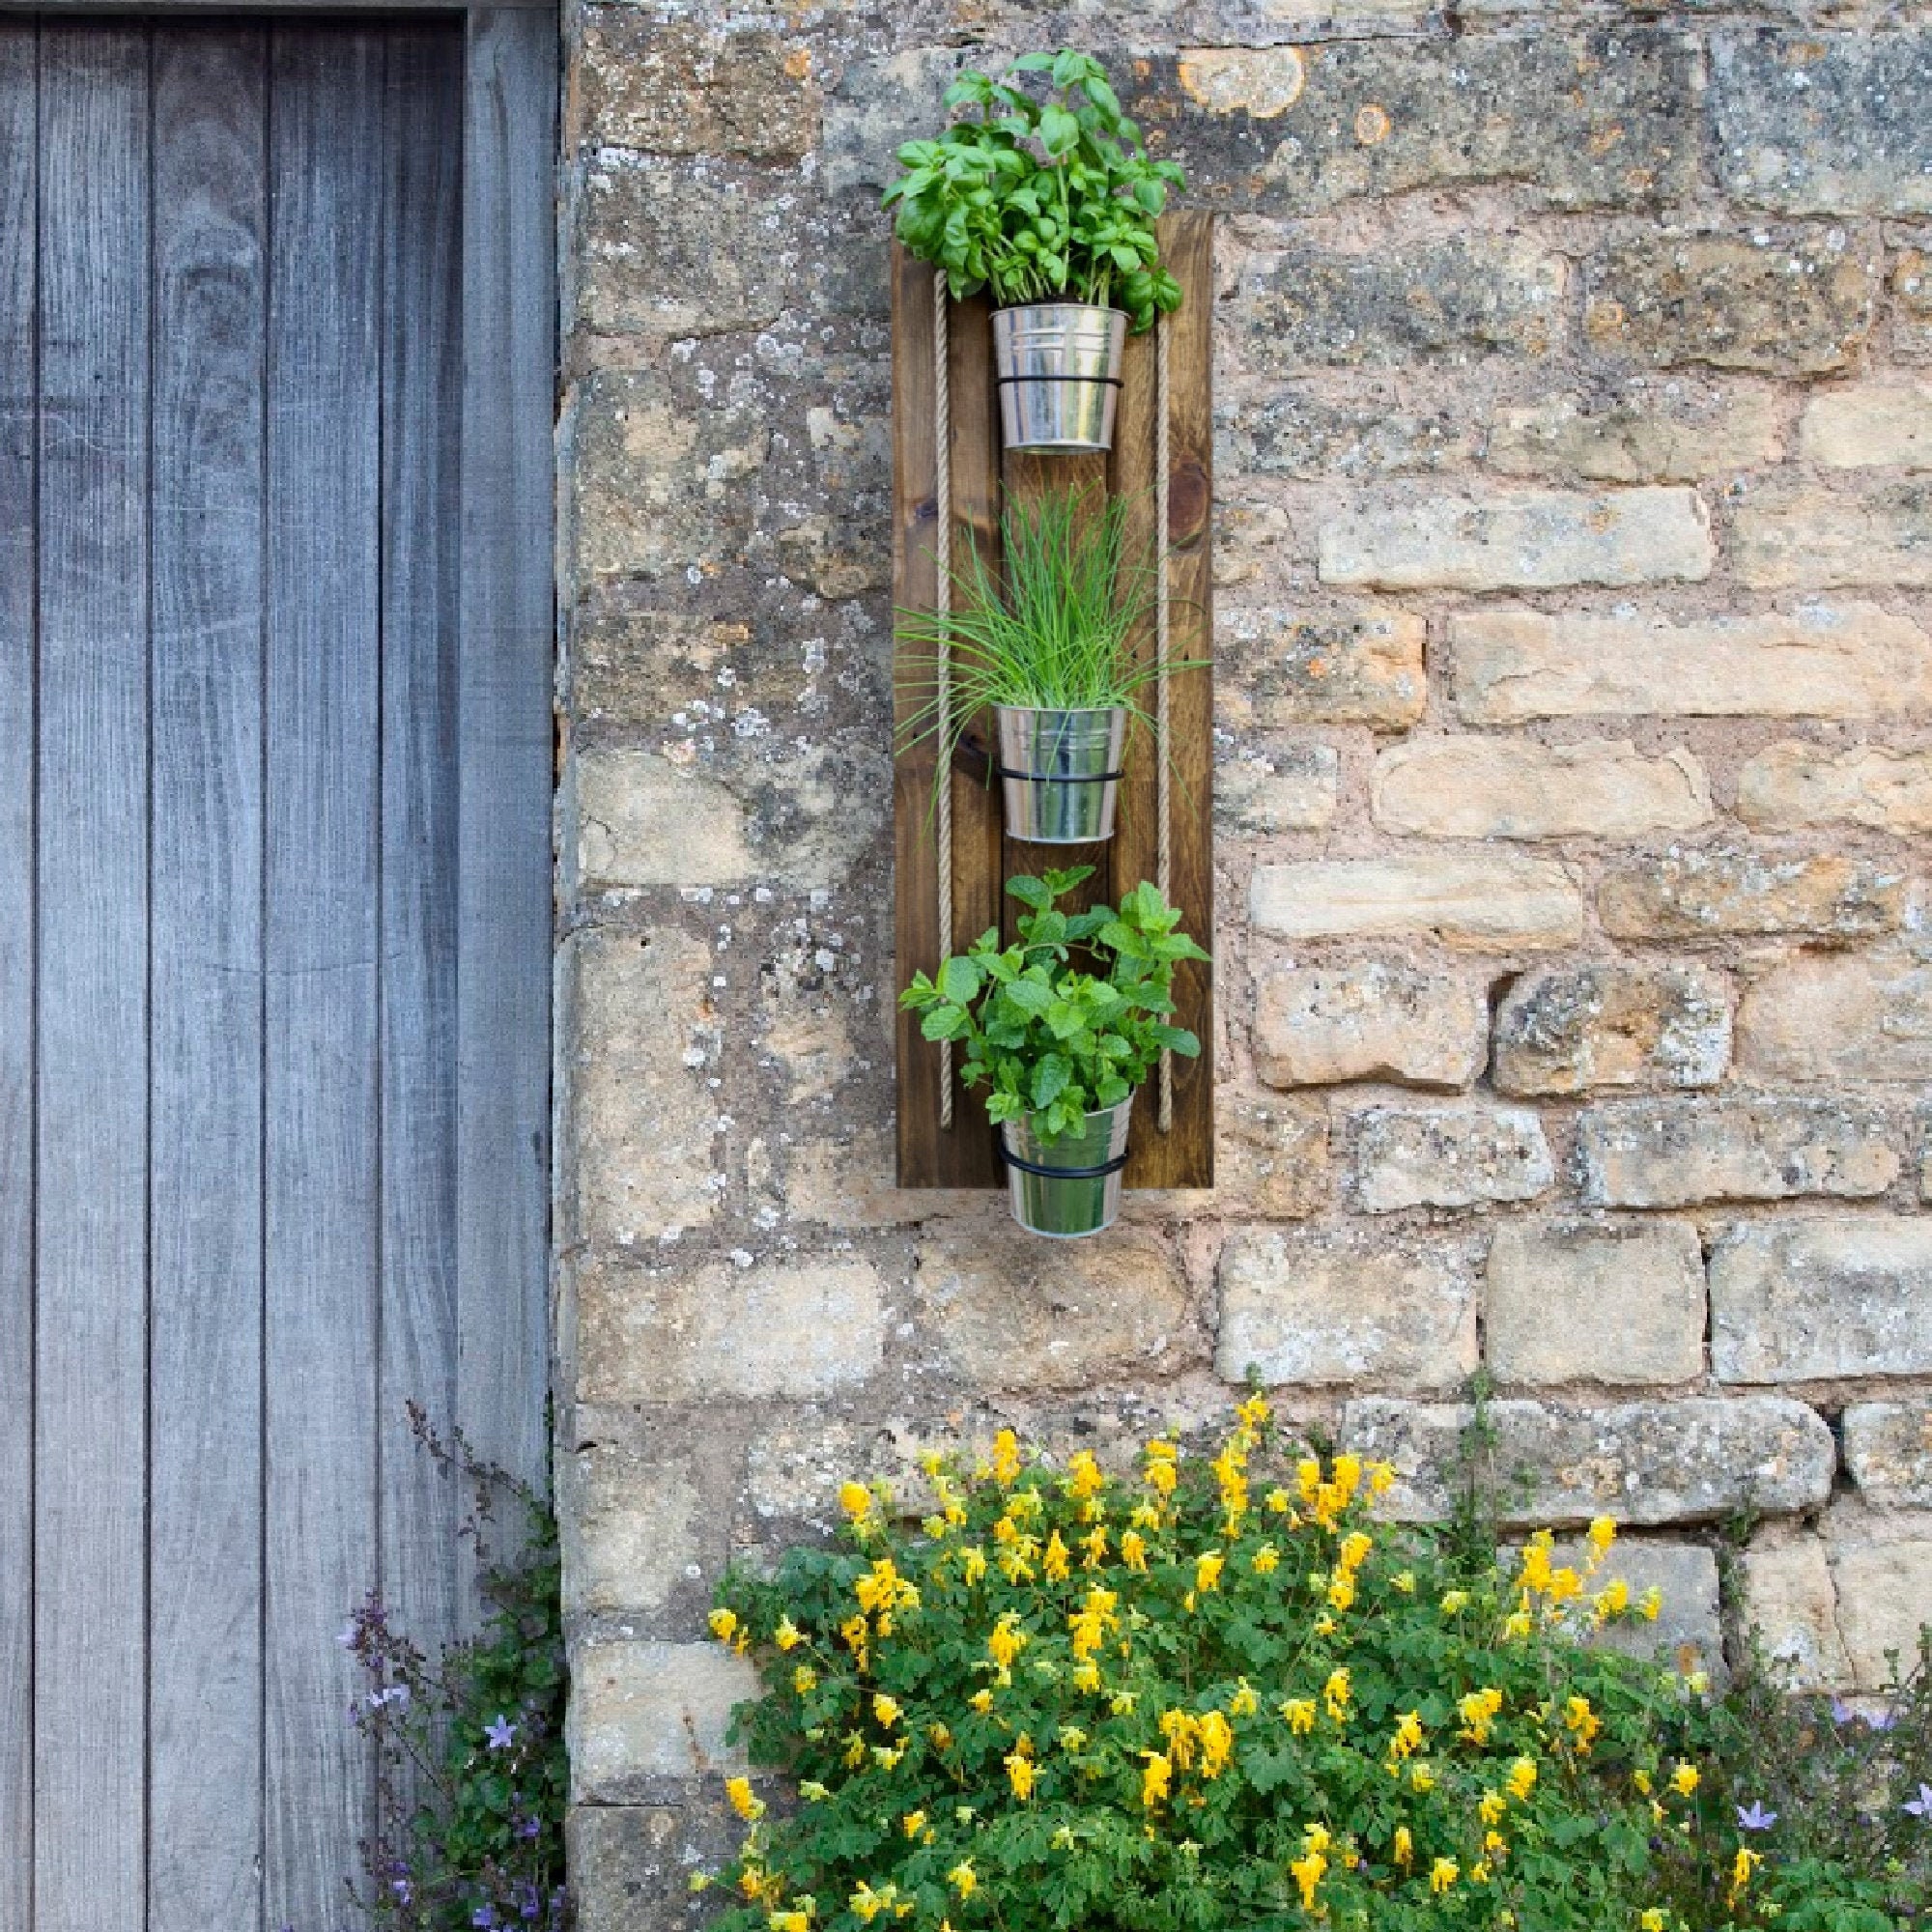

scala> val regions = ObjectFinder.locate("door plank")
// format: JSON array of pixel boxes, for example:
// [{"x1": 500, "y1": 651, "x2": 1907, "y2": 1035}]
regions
[
  {"x1": 455, "y1": 9, "x2": 555, "y2": 1523},
  {"x1": 263, "y1": 26, "x2": 385, "y2": 1928},
  {"x1": 379, "y1": 20, "x2": 463, "y2": 1670},
  {"x1": 33, "y1": 26, "x2": 151, "y2": 1932},
  {"x1": 0, "y1": 26, "x2": 34, "y2": 1932},
  {"x1": 147, "y1": 29, "x2": 268, "y2": 1932}
]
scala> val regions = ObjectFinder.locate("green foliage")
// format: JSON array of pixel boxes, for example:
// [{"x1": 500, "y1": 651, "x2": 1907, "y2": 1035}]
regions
[
  {"x1": 897, "y1": 868, "x2": 1208, "y2": 1143},
  {"x1": 882, "y1": 48, "x2": 1185, "y2": 332}
]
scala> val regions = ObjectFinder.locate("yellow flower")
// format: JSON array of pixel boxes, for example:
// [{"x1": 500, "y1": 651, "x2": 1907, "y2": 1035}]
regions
[
  {"x1": 770, "y1": 1913, "x2": 810, "y2": 1932},
  {"x1": 1564, "y1": 1695, "x2": 1602, "y2": 1751},
  {"x1": 1393, "y1": 1826, "x2": 1413, "y2": 1867},
  {"x1": 1237, "y1": 1393, "x2": 1270, "y2": 1429},
  {"x1": 1005, "y1": 1747, "x2": 1036, "y2": 1801},
  {"x1": 1265, "y1": 1487, "x2": 1291, "y2": 1514},
  {"x1": 902, "y1": 1810, "x2": 926, "y2": 1840},
  {"x1": 1144, "y1": 1440, "x2": 1179, "y2": 1497},
  {"x1": 1282, "y1": 1697, "x2": 1316, "y2": 1735},
  {"x1": 774, "y1": 1616, "x2": 803, "y2": 1652},
  {"x1": 1389, "y1": 1710, "x2": 1425, "y2": 1761},
  {"x1": 793, "y1": 1665, "x2": 817, "y2": 1695},
  {"x1": 1110, "y1": 1690, "x2": 1137, "y2": 1716},
  {"x1": 1479, "y1": 1790, "x2": 1507, "y2": 1827},
  {"x1": 1634, "y1": 1770, "x2": 1653, "y2": 1796},
  {"x1": 1042, "y1": 1531, "x2": 1071, "y2": 1584},
  {"x1": 709, "y1": 1608, "x2": 740, "y2": 1643},
  {"x1": 1503, "y1": 1609, "x2": 1533, "y2": 1641},
  {"x1": 1251, "y1": 1544, "x2": 1280, "y2": 1576},
  {"x1": 725, "y1": 1776, "x2": 763, "y2": 1822},
  {"x1": 987, "y1": 1613, "x2": 1026, "y2": 1671},
  {"x1": 872, "y1": 1746, "x2": 903, "y2": 1770},
  {"x1": 1439, "y1": 1589, "x2": 1469, "y2": 1616},
  {"x1": 1639, "y1": 1584, "x2": 1663, "y2": 1622},
  {"x1": 849, "y1": 1882, "x2": 892, "y2": 1923},
  {"x1": 1431, "y1": 1858, "x2": 1459, "y2": 1895},
  {"x1": 1071, "y1": 1660, "x2": 1100, "y2": 1692},
  {"x1": 1595, "y1": 1578, "x2": 1630, "y2": 1621},
  {"x1": 1120, "y1": 1529, "x2": 1149, "y2": 1573},
  {"x1": 1670, "y1": 1763, "x2": 1698, "y2": 1798},
  {"x1": 1303, "y1": 1823, "x2": 1331, "y2": 1856},
  {"x1": 991, "y1": 1430, "x2": 1021, "y2": 1486},
  {"x1": 1508, "y1": 1757, "x2": 1538, "y2": 1801},
  {"x1": 1728, "y1": 1848, "x2": 1761, "y2": 1905},
  {"x1": 1230, "y1": 1679, "x2": 1260, "y2": 1719},
  {"x1": 838, "y1": 1482, "x2": 872, "y2": 1522},
  {"x1": 1410, "y1": 1764, "x2": 1435, "y2": 1794},
  {"x1": 1297, "y1": 1458, "x2": 1322, "y2": 1502},
  {"x1": 1058, "y1": 1726, "x2": 1088, "y2": 1752},
  {"x1": 1332, "y1": 1453, "x2": 1362, "y2": 1498},
  {"x1": 948, "y1": 1862, "x2": 976, "y2": 1900},
  {"x1": 1289, "y1": 1851, "x2": 1326, "y2": 1911},
  {"x1": 1338, "y1": 1530, "x2": 1373, "y2": 1573},
  {"x1": 799, "y1": 1781, "x2": 829, "y2": 1802},
  {"x1": 872, "y1": 1693, "x2": 901, "y2": 1729},
  {"x1": 1459, "y1": 1687, "x2": 1503, "y2": 1744},
  {"x1": 1393, "y1": 1570, "x2": 1416, "y2": 1593},
  {"x1": 969, "y1": 1689, "x2": 993, "y2": 1714},
  {"x1": 1369, "y1": 1460, "x2": 1397, "y2": 1496},
  {"x1": 1641, "y1": 1913, "x2": 1666, "y2": 1932},
  {"x1": 1195, "y1": 1550, "x2": 1224, "y2": 1595},
  {"x1": 1082, "y1": 1525, "x2": 1110, "y2": 1569},
  {"x1": 1323, "y1": 1668, "x2": 1351, "y2": 1722},
  {"x1": 1141, "y1": 1750, "x2": 1172, "y2": 1808},
  {"x1": 1198, "y1": 1710, "x2": 1234, "y2": 1778},
  {"x1": 1067, "y1": 1450, "x2": 1104, "y2": 1500},
  {"x1": 960, "y1": 1546, "x2": 987, "y2": 1587},
  {"x1": 1587, "y1": 1515, "x2": 1617, "y2": 1554}
]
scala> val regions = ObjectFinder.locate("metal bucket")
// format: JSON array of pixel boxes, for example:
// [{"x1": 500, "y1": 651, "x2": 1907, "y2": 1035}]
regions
[
  {"x1": 995, "y1": 705, "x2": 1127, "y2": 844},
  {"x1": 1002, "y1": 1099, "x2": 1133, "y2": 1238},
  {"x1": 992, "y1": 303, "x2": 1128, "y2": 452}
]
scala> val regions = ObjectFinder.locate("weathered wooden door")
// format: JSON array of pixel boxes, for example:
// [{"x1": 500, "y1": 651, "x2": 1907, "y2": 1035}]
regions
[{"x1": 0, "y1": 16, "x2": 554, "y2": 1931}]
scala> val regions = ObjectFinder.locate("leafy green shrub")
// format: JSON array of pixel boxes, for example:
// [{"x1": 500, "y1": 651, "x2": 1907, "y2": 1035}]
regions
[{"x1": 882, "y1": 49, "x2": 1185, "y2": 333}]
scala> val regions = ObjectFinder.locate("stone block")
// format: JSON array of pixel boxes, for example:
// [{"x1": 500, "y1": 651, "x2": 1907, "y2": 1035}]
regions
[
  {"x1": 1252, "y1": 960, "x2": 1489, "y2": 1091},
  {"x1": 1521, "y1": 1537, "x2": 1723, "y2": 1680},
  {"x1": 1492, "y1": 962, "x2": 1731, "y2": 1097},
  {"x1": 1737, "y1": 742, "x2": 1932, "y2": 835},
  {"x1": 1711, "y1": 29, "x2": 1932, "y2": 217},
  {"x1": 1577, "y1": 1096, "x2": 1899, "y2": 1209},
  {"x1": 1800, "y1": 380, "x2": 1932, "y2": 469},
  {"x1": 821, "y1": 48, "x2": 973, "y2": 194},
  {"x1": 1217, "y1": 1093, "x2": 1332, "y2": 1220},
  {"x1": 1219, "y1": 603, "x2": 1426, "y2": 729},
  {"x1": 1342, "y1": 1395, "x2": 1834, "y2": 1528},
  {"x1": 559, "y1": 927, "x2": 721, "y2": 1250},
  {"x1": 781, "y1": 1127, "x2": 964, "y2": 1231},
  {"x1": 1372, "y1": 738, "x2": 1713, "y2": 840},
  {"x1": 1844, "y1": 1402, "x2": 1932, "y2": 1508},
  {"x1": 1485, "y1": 1219, "x2": 1707, "y2": 1387},
  {"x1": 1233, "y1": 237, "x2": 1564, "y2": 371},
  {"x1": 914, "y1": 1224, "x2": 1196, "y2": 1392},
  {"x1": 1215, "y1": 740, "x2": 1339, "y2": 835},
  {"x1": 1347, "y1": 1103, "x2": 1552, "y2": 1213},
  {"x1": 1319, "y1": 486, "x2": 1713, "y2": 590},
  {"x1": 1599, "y1": 844, "x2": 1908, "y2": 941},
  {"x1": 571, "y1": 608, "x2": 765, "y2": 727},
  {"x1": 1895, "y1": 247, "x2": 1932, "y2": 361},
  {"x1": 1452, "y1": 604, "x2": 1932, "y2": 722},
  {"x1": 560, "y1": 1427, "x2": 711, "y2": 1620},
  {"x1": 572, "y1": 748, "x2": 754, "y2": 891},
  {"x1": 1252, "y1": 854, "x2": 1585, "y2": 951},
  {"x1": 577, "y1": 1257, "x2": 885, "y2": 1403},
  {"x1": 570, "y1": 1638, "x2": 757, "y2": 1802},
  {"x1": 1732, "y1": 477, "x2": 1932, "y2": 589},
  {"x1": 1215, "y1": 1225, "x2": 1479, "y2": 1390},
  {"x1": 1740, "y1": 1540, "x2": 1854, "y2": 1691},
  {"x1": 1486, "y1": 384, "x2": 1783, "y2": 483},
  {"x1": 1226, "y1": 382, "x2": 1481, "y2": 481},
  {"x1": 1584, "y1": 228, "x2": 1877, "y2": 375},
  {"x1": 569, "y1": 1804, "x2": 741, "y2": 1932},
  {"x1": 1736, "y1": 951, "x2": 1932, "y2": 1082},
  {"x1": 1711, "y1": 1217, "x2": 1932, "y2": 1383},
  {"x1": 1832, "y1": 1538, "x2": 1932, "y2": 1690}
]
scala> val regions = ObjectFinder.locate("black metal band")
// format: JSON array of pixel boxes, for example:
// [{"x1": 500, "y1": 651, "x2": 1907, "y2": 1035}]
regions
[
  {"x1": 995, "y1": 374, "x2": 1124, "y2": 388},
  {"x1": 993, "y1": 764, "x2": 1126, "y2": 784},
  {"x1": 998, "y1": 1146, "x2": 1130, "y2": 1180}
]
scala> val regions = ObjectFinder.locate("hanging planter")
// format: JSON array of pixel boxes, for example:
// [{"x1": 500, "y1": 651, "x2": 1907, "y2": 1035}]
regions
[
  {"x1": 1000, "y1": 1095, "x2": 1133, "y2": 1238},
  {"x1": 994, "y1": 702, "x2": 1126, "y2": 843},
  {"x1": 883, "y1": 48, "x2": 1185, "y2": 456}
]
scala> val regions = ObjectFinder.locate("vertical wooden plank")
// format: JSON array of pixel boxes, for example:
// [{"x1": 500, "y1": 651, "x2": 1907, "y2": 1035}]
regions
[
  {"x1": 33, "y1": 25, "x2": 150, "y2": 1932},
  {"x1": 147, "y1": 30, "x2": 267, "y2": 1932},
  {"x1": 380, "y1": 19, "x2": 463, "y2": 1667},
  {"x1": 456, "y1": 8, "x2": 556, "y2": 1514},
  {"x1": 264, "y1": 25, "x2": 384, "y2": 1926},
  {"x1": 0, "y1": 26, "x2": 34, "y2": 1932}
]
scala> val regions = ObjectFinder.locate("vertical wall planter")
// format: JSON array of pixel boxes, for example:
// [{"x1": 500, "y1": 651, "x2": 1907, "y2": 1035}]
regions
[{"x1": 891, "y1": 212, "x2": 1215, "y2": 1191}]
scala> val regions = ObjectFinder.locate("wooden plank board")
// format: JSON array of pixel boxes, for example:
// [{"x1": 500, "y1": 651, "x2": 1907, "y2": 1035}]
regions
[
  {"x1": 147, "y1": 30, "x2": 268, "y2": 1932},
  {"x1": 0, "y1": 25, "x2": 34, "y2": 1932},
  {"x1": 454, "y1": 6, "x2": 557, "y2": 1524},
  {"x1": 263, "y1": 26, "x2": 385, "y2": 1927},
  {"x1": 33, "y1": 26, "x2": 151, "y2": 1932}
]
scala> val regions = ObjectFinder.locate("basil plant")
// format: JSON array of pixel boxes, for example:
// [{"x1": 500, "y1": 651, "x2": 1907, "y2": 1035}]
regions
[
  {"x1": 882, "y1": 48, "x2": 1186, "y2": 334},
  {"x1": 900, "y1": 868, "x2": 1208, "y2": 1143}
]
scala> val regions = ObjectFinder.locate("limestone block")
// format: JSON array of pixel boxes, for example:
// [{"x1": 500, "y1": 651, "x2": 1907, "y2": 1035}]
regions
[
  {"x1": 1800, "y1": 380, "x2": 1932, "y2": 469},
  {"x1": 1486, "y1": 385, "x2": 1783, "y2": 483},
  {"x1": 1599, "y1": 844, "x2": 1908, "y2": 940},
  {"x1": 576, "y1": 1257, "x2": 884, "y2": 1403},
  {"x1": 1319, "y1": 486, "x2": 1713, "y2": 591},
  {"x1": 578, "y1": 16, "x2": 818, "y2": 158},
  {"x1": 1896, "y1": 247, "x2": 1932, "y2": 362},
  {"x1": 1372, "y1": 738, "x2": 1712, "y2": 840},
  {"x1": 1832, "y1": 1538, "x2": 1932, "y2": 1690},
  {"x1": 821, "y1": 48, "x2": 972, "y2": 193},
  {"x1": 915, "y1": 1225, "x2": 1196, "y2": 1392},
  {"x1": 1711, "y1": 1217, "x2": 1932, "y2": 1383},
  {"x1": 568, "y1": 1804, "x2": 742, "y2": 1932},
  {"x1": 1577, "y1": 1096, "x2": 1900, "y2": 1208},
  {"x1": 1452, "y1": 604, "x2": 1932, "y2": 723},
  {"x1": 1732, "y1": 477, "x2": 1932, "y2": 589},
  {"x1": 1738, "y1": 743, "x2": 1932, "y2": 836},
  {"x1": 1342, "y1": 1395, "x2": 1834, "y2": 1527},
  {"x1": 1252, "y1": 961, "x2": 1488, "y2": 1091},
  {"x1": 1844, "y1": 1402, "x2": 1932, "y2": 1508},
  {"x1": 1526, "y1": 1538, "x2": 1724, "y2": 1680},
  {"x1": 1485, "y1": 1220, "x2": 1706, "y2": 1387},
  {"x1": 1347, "y1": 1104, "x2": 1552, "y2": 1213},
  {"x1": 1215, "y1": 1225, "x2": 1479, "y2": 1390},
  {"x1": 1736, "y1": 951, "x2": 1932, "y2": 1081},
  {"x1": 1226, "y1": 383, "x2": 1480, "y2": 481},
  {"x1": 1217, "y1": 1093, "x2": 1332, "y2": 1220},
  {"x1": 1740, "y1": 1541, "x2": 1855, "y2": 1691},
  {"x1": 573, "y1": 748, "x2": 754, "y2": 890},
  {"x1": 1252, "y1": 854, "x2": 1584, "y2": 950},
  {"x1": 560, "y1": 1430, "x2": 710, "y2": 1619},
  {"x1": 1215, "y1": 741, "x2": 1339, "y2": 835},
  {"x1": 1584, "y1": 229, "x2": 1877, "y2": 375},
  {"x1": 1492, "y1": 962, "x2": 1731, "y2": 1096},
  {"x1": 569, "y1": 1639, "x2": 758, "y2": 1801},
  {"x1": 1220, "y1": 603, "x2": 1426, "y2": 728}
]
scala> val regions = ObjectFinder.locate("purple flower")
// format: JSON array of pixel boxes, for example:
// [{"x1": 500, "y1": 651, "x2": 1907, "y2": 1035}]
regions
[
  {"x1": 472, "y1": 1910, "x2": 497, "y2": 1930},
  {"x1": 484, "y1": 1714, "x2": 517, "y2": 1750},
  {"x1": 390, "y1": 1880, "x2": 414, "y2": 1905},
  {"x1": 1736, "y1": 1802, "x2": 1778, "y2": 1832},
  {"x1": 1831, "y1": 1695, "x2": 1857, "y2": 1724},
  {"x1": 1866, "y1": 1707, "x2": 1898, "y2": 1732},
  {"x1": 368, "y1": 1685, "x2": 410, "y2": 1710},
  {"x1": 1905, "y1": 1783, "x2": 1932, "y2": 1820}
]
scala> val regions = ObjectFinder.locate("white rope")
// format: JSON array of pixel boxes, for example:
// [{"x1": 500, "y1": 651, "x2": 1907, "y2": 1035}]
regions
[
  {"x1": 933, "y1": 273, "x2": 954, "y2": 1129},
  {"x1": 1156, "y1": 316, "x2": 1174, "y2": 1135}
]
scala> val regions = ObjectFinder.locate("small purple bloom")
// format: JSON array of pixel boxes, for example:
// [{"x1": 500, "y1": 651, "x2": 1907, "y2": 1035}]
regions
[
  {"x1": 1736, "y1": 1802, "x2": 1778, "y2": 1832},
  {"x1": 390, "y1": 1880, "x2": 413, "y2": 1905},
  {"x1": 1831, "y1": 1695, "x2": 1857, "y2": 1725},
  {"x1": 1866, "y1": 1707, "x2": 1898, "y2": 1732},
  {"x1": 484, "y1": 1714, "x2": 517, "y2": 1750},
  {"x1": 1904, "y1": 1783, "x2": 1932, "y2": 1820},
  {"x1": 368, "y1": 1685, "x2": 410, "y2": 1710},
  {"x1": 472, "y1": 1910, "x2": 497, "y2": 1930}
]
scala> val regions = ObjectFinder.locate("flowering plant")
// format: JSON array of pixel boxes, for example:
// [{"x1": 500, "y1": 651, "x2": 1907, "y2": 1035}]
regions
[{"x1": 703, "y1": 1403, "x2": 1734, "y2": 1932}]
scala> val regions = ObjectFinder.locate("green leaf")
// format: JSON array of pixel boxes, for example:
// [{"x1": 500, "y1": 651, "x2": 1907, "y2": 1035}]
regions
[
  {"x1": 1004, "y1": 874, "x2": 1051, "y2": 911},
  {"x1": 937, "y1": 956, "x2": 981, "y2": 1006},
  {"x1": 1030, "y1": 1053, "x2": 1072, "y2": 1111}
]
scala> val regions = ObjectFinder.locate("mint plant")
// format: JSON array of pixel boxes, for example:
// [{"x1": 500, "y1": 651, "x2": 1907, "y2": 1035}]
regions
[
  {"x1": 899, "y1": 868, "x2": 1208, "y2": 1142},
  {"x1": 882, "y1": 49, "x2": 1185, "y2": 334}
]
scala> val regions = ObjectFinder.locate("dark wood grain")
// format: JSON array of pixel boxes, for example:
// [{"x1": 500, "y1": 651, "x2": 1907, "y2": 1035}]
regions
[
  {"x1": 33, "y1": 27, "x2": 151, "y2": 1932},
  {"x1": 148, "y1": 29, "x2": 269, "y2": 1932},
  {"x1": 263, "y1": 28, "x2": 384, "y2": 1928},
  {"x1": 0, "y1": 26, "x2": 34, "y2": 1932}
]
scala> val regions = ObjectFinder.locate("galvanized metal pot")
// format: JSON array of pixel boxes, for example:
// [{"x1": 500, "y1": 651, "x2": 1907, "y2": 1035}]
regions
[
  {"x1": 991, "y1": 303, "x2": 1129, "y2": 452},
  {"x1": 1001, "y1": 1097, "x2": 1133, "y2": 1238},
  {"x1": 995, "y1": 704, "x2": 1127, "y2": 844}
]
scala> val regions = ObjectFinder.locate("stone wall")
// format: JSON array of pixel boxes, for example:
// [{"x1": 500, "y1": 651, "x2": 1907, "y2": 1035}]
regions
[{"x1": 552, "y1": 3, "x2": 1932, "y2": 1923}]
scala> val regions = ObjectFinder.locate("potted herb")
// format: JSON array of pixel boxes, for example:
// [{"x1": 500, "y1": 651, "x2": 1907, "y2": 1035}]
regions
[
  {"x1": 897, "y1": 486, "x2": 1186, "y2": 845},
  {"x1": 899, "y1": 867, "x2": 1207, "y2": 1236},
  {"x1": 883, "y1": 49, "x2": 1185, "y2": 452}
]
